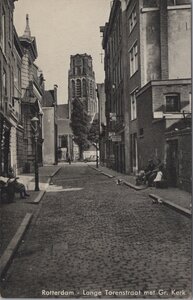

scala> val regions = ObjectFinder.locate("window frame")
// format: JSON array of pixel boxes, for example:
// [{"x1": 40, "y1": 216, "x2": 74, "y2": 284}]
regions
[
  {"x1": 1, "y1": 7, "x2": 6, "y2": 53},
  {"x1": 165, "y1": 93, "x2": 180, "y2": 113},
  {"x1": 128, "y1": 7, "x2": 137, "y2": 34},
  {"x1": 130, "y1": 90, "x2": 137, "y2": 120},
  {"x1": 129, "y1": 42, "x2": 138, "y2": 77}
]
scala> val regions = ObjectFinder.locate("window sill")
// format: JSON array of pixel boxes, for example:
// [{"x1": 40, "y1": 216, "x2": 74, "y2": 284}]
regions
[
  {"x1": 165, "y1": 111, "x2": 181, "y2": 114},
  {"x1": 141, "y1": 7, "x2": 159, "y2": 13},
  {"x1": 167, "y1": 4, "x2": 191, "y2": 10}
]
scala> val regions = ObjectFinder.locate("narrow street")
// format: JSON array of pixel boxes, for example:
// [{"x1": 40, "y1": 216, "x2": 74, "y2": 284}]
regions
[{"x1": 1, "y1": 164, "x2": 191, "y2": 298}]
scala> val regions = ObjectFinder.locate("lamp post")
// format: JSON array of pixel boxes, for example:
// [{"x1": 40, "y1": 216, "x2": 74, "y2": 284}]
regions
[{"x1": 31, "y1": 116, "x2": 40, "y2": 191}]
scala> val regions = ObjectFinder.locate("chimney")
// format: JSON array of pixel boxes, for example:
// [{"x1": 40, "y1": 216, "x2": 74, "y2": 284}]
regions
[{"x1": 54, "y1": 84, "x2": 58, "y2": 105}]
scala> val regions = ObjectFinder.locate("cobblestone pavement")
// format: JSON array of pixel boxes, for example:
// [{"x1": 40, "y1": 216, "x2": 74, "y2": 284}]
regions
[
  {"x1": 97, "y1": 165, "x2": 191, "y2": 210},
  {"x1": 1, "y1": 165, "x2": 191, "y2": 298},
  {"x1": 0, "y1": 191, "x2": 40, "y2": 257}
]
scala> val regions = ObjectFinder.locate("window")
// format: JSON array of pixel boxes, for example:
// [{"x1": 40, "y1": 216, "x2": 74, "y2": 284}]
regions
[
  {"x1": 1, "y1": 8, "x2": 6, "y2": 53},
  {"x1": 131, "y1": 91, "x2": 137, "y2": 120},
  {"x1": 129, "y1": 8, "x2": 137, "y2": 33},
  {"x1": 165, "y1": 94, "x2": 180, "y2": 112},
  {"x1": 129, "y1": 43, "x2": 138, "y2": 76},
  {"x1": 59, "y1": 135, "x2": 68, "y2": 148},
  {"x1": 76, "y1": 79, "x2": 81, "y2": 98},
  {"x1": 189, "y1": 93, "x2": 191, "y2": 112},
  {"x1": 71, "y1": 80, "x2": 75, "y2": 98},
  {"x1": 82, "y1": 79, "x2": 87, "y2": 97},
  {"x1": 143, "y1": 0, "x2": 159, "y2": 7},
  {"x1": 90, "y1": 81, "x2": 93, "y2": 97},
  {"x1": 3, "y1": 69, "x2": 7, "y2": 95},
  {"x1": 75, "y1": 67, "x2": 81, "y2": 75},
  {"x1": 139, "y1": 128, "x2": 144, "y2": 136},
  {"x1": 167, "y1": 0, "x2": 190, "y2": 5}
]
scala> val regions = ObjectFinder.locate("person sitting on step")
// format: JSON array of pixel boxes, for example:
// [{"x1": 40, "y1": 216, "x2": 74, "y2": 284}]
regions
[{"x1": 7, "y1": 167, "x2": 30, "y2": 199}]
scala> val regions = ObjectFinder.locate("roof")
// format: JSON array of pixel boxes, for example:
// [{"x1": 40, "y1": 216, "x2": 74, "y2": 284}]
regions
[
  {"x1": 57, "y1": 104, "x2": 69, "y2": 119},
  {"x1": 166, "y1": 116, "x2": 191, "y2": 132},
  {"x1": 43, "y1": 90, "x2": 55, "y2": 107}
]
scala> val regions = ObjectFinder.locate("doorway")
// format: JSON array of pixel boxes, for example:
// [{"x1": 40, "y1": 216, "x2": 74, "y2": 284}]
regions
[{"x1": 166, "y1": 140, "x2": 178, "y2": 187}]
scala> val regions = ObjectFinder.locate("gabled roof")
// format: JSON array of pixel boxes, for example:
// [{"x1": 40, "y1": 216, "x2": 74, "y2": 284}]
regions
[
  {"x1": 57, "y1": 104, "x2": 69, "y2": 119},
  {"x1": 19, "y1": 14, "x2": 38, "y2": 61}
]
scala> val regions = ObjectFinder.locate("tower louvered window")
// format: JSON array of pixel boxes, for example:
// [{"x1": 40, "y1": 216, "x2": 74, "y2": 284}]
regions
[
  {"x1": 71, "y1": 80, "x2": 75, "y2": 98},
  {"x1": 82, "y1": 79, "x2": 87, "y2": 97},
  {"x1": 76, "y1": 79, "x2": 81, "y2": 98},
  {"x1": 90, "y1": 81, "x2": 93, "y2": 97}
]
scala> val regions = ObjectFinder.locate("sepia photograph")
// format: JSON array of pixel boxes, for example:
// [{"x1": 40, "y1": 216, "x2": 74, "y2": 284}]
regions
[{"x1": 0, "y1": 0, "x2": 192, "y2": 298}]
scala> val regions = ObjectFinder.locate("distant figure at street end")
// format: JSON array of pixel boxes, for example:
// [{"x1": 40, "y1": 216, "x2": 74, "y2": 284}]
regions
[
  {"x1": 66, "y1": 153, "x2": 71, "y2": 165},
  {"x1": 7, "y1": 167, "x2": 30, "y2": 199}
]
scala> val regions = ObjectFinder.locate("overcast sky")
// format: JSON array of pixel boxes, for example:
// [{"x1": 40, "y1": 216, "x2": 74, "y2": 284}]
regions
[{"x1": 14, "y1": 0, "x2": 111, "y2": 104}]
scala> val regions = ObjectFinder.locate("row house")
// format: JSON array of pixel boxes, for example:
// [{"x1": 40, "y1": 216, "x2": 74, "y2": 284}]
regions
[
  {"x1": 19, "y1": 14, "x2": 44, "y2": 173},
  {"x1": 42, "y1": 85, "x2": 58, "y2": 165},
  {"x1": 0, "y1": 2, "x2": 45, "y2": 176},
  {"x1": 101, "y1": 0, "x2": 191, "y2": 191},
  {"x1": 96, "y1": 83, "x2": 107, "y2": 166},
  {"x1": 57, "y1": 104, "x2": 73, "y2": 161},
  {"x1": 0, "y1": 0, "x2": 23, "y2": 175}
]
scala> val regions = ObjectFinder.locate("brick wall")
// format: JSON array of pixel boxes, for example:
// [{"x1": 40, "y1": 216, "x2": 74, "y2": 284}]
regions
[
  {"x1": 43, "y1": 107, "x2": 55, "y2": 165},
  {"x1": 152, "y1": 82, "x2": 191, "y2": 114},
  {"x1": 160, "y1": 0, "x2": 168, "y2": 79},
  {"x1": 165, "y1": 130, "x2": 192, "y2": 192},
  {"x1": 137, "y1": 85, "x2": 165, "y2": 170},
  {"x1": 168, "y1": 8, "x2": 191, "y2": 79},
  {"x1": 16, "y1": 127, "x2": 25, "y2": 174},
  {"x1": 178, "y1": 132, "x2": 191, "y2": 192}
]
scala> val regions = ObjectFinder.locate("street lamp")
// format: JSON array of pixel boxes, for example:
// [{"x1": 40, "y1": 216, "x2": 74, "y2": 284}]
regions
[{"x1": 31, "y1": 116, "x2": 40, "y2": 191}]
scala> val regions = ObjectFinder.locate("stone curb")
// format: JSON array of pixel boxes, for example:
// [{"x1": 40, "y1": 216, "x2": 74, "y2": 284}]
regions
[
  {"x1": 88, "y1": 165, "x2": 191, "y2": 218},
  {"x1": 122, "y1": 180, "x2": 145, "y2": 191},
  {"x1": 87, "y1": 165, "x2": 102, "y2": 172},
  {"x1": 0, "y1": 213, "x2": 33, "y2": 279},
  {"x1": 88, "y1": 165, "x2": 114, "y2": 178},
  {"x1": 30, "y1": 190, "x2": 45, "y2": 204},
  {"x1": 100, "y1": 172, "x2": 114, "y2": 178},
  {"x1": 149, "y1": 194, "x2": 192, "y2": 218},
  {"x1": 47, "y1": 166, "x2": 62, "y2": 186},
  {"x1": 30, "y1": 167, "x2": 62, "y2": 203}
]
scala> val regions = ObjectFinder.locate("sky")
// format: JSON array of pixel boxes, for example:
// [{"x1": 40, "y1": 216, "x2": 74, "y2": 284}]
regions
[{"x1": 14, "y1": 0, "x2": 111, "y2": 104}]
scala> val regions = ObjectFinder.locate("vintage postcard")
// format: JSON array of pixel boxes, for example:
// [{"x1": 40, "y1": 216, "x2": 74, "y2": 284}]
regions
[{"x1": 0, "y1": 0, "x2": 192, "y2": 299}]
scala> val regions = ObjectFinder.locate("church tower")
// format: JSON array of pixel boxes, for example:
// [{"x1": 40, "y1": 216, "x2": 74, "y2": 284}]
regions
[{"x1": 68, "y1": 54, "x2": 98, "y2": 118}]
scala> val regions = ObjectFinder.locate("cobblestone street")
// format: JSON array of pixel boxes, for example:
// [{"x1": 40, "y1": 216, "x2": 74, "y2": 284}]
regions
[{"x1": 1, "y1": 165, "x2": 191, "y2": 298}]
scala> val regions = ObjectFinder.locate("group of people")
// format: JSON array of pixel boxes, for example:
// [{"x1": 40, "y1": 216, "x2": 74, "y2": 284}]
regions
[
  {"x1": 136, "y1": 159, "x2": 167, "y2": 188},
  {"x1": 0, "y1": 167, "x2": 30, "y2": 202}
]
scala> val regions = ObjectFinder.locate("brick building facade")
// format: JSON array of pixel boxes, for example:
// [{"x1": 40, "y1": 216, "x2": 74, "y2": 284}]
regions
[
  {"x1": 0, "y1": 0, "x2": 24, "y2": 175},
  {"x1": 97, "y1": 83, "x2": 107, "y2": 166},
  {"x1": 42, "y1": 85, "x2": 58, "y2": 165},
  {"x1": 101, "y1": 0, "x2": 191, "y2": 191},
  {"x1": 19, "y1": 15, "x2": 44, "y2": 172}
]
